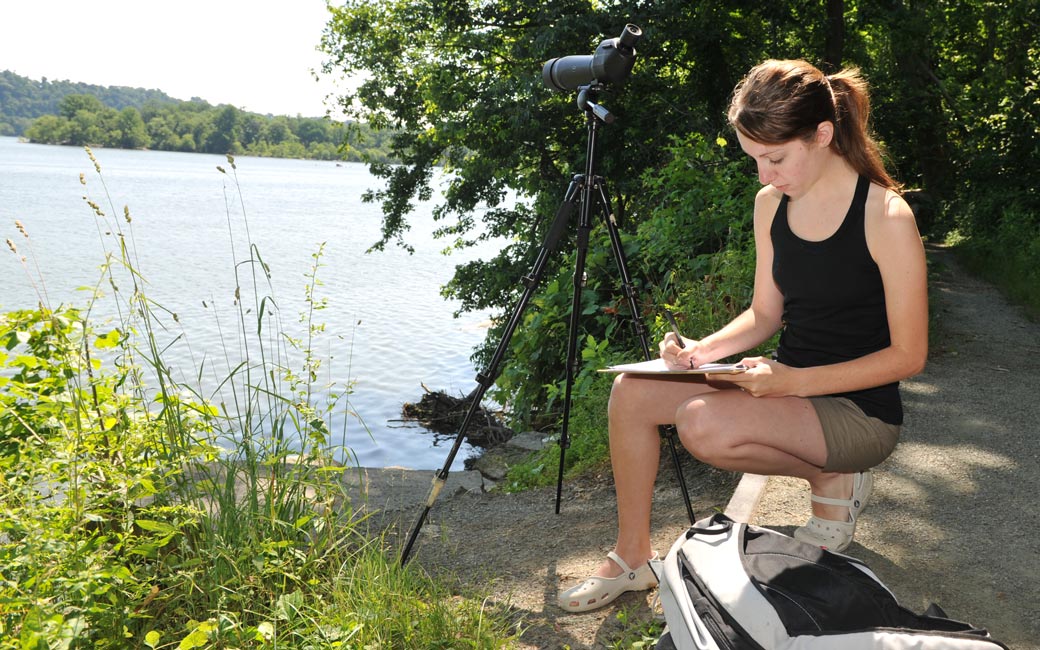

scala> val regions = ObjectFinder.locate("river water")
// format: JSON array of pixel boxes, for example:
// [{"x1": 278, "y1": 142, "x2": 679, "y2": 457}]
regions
[{"x1": 0, "y1": 136, "x2": 504, "y2": 470}]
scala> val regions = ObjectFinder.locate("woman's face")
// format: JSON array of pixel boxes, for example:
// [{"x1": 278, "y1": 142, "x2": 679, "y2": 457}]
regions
[{"x1": 736, "y1": 124, "x2": 831, "y2": 198}]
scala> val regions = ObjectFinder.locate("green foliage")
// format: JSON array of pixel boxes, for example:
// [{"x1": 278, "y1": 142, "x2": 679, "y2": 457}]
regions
[
  {"x1": 486, "y1": 255, "x2": 630, "y2": 433},
  {"x1": 319, "y1": 1, "x2": 799, "y2": 254},
  {"x1": 0, "y1": 307, "x2": 84, "y2": 453},
  {"x1": 852, "y1": 1, "x2": 1040, "y2": 312},
  {"x1": 632, "y1": 132, "x2": 764, "y2": 349},
  {"x1": 0, "y1": 69, "x2": 180, "y2": 135},
  {"x1": 607, "y1": 606, "x2": 667, "y2": 650},
  {"x1": 853, "y1": 1, "x2": 1040, "y2": 235},
  {"x1": 0, "y1": 150, "x2": 516, "y2": 648},
  {"x1": 502, "y1": 370, "x2": 613, "y2": 492}
]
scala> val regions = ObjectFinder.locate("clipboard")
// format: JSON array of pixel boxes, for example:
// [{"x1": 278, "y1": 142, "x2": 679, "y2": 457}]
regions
[{"x1": 598, "y1": 358, "x2": 747, "y2": 375}]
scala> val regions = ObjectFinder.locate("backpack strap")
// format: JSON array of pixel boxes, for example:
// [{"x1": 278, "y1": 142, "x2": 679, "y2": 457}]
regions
[{"x1": 686, "y1": 512, "x2": 734, "y2": 539}]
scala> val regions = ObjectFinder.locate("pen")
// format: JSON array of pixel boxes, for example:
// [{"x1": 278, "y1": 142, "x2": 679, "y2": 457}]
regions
[{"x1": 664, "y1": 309, "x2": 686, "y2": 349}]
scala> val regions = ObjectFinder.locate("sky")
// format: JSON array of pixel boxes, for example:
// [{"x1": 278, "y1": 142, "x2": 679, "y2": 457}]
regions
[{"x1": 1, "y1": 1, "x2": 352, "y2": 118}]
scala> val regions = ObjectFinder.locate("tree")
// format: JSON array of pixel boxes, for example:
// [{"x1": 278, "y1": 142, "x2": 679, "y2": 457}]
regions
[
  {"x1": 24, "y1": 114, "x2": 69, "y2": 144},
  {"x1": 319, "y1": 0, "x2": 1038, "y2": 293},
  {"x1": 208, "y1": 105, "x2": 242, "y2": 153},
  {"x1": 58, "y1": 93, "x2": 105, "y2": 119},
  {"x1": 116, "y1": 107, "x2": 150, "y2": 149},
  {"x1": 823, "y1": 0, "x2": 845, "y2": 71},
  {"x1": 295, "y1": 117, "x2": 332, "y2": 146},
  {"x1": 239, "y1": 113, "x2": 266, "y2": 148},
  {"x1": 67, "y1": 110, "x2": 103, "y2": 146},
  {"x1": 322, "y1": 2, "x2": 791, "y2": 251},
  {"x1": 146, "y1": 115, "x2": 182, "y2": 150},
  {"x1": 259, "y1": 117, "x2": 298, "y2": 146}
]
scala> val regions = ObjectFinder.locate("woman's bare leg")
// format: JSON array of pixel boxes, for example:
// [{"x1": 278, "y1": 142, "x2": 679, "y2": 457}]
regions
[
  {"x1": 591, "y1": 374, "x2": 715, "y2": 578},
  {"x1": 592, "y1": 374, "x2": 855, "y2": 579}
]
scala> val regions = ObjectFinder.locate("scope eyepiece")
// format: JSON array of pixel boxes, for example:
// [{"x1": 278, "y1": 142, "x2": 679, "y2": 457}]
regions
[{"x1": 617, "y1": 23, "x2": 642, "y2": 52}]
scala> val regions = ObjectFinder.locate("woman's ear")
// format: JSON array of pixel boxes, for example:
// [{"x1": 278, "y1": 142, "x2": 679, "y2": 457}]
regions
[{"x1": 815, "y1": 121, "x2": 835, "y2": 148}]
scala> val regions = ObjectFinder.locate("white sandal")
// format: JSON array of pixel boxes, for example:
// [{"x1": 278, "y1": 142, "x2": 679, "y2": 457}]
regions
[
  {"x1": 794, "y1": 470, "x2": 873, "y2": 552},
  {"x1": 558, "y1": 551, "x2": 659, "y2": 613}
]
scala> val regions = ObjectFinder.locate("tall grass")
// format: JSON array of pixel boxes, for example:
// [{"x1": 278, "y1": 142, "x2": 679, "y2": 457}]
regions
[{"x1": 0, "y1": 150, "x2": 517, "y2": 648}]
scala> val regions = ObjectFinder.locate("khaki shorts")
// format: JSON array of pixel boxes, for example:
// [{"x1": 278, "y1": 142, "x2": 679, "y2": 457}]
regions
[{"x1": 809, "y1": 397, "x2": 900, "y2": 473}]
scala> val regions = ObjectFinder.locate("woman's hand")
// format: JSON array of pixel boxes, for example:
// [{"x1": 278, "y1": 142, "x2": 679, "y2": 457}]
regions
[
  {"x1": 659, "y1": 333, "x2": 710, "y2": 370},
  {"x1": 720, "y1": 357, "x2": 802, "y2": 397}
]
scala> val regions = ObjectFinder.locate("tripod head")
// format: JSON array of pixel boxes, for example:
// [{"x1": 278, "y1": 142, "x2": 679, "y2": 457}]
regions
[{"x1": 577, "y1": 84, "x2": 614, "y2": 123}]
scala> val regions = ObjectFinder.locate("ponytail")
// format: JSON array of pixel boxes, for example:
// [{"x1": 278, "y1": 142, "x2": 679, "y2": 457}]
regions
[{"x1": 827, "y1": 69, "x2": 901, "y2": 193}]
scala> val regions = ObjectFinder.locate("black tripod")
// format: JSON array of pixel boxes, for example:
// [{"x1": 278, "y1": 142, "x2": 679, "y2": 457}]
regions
[{"x1": 400, "y1": 84, "x2": 694, "y2": 565}]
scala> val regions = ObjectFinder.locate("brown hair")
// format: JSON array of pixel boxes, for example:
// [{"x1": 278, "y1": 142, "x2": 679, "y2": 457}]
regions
[{"x1": 727, "y1": 59, "x2": 900, "y2": 192}]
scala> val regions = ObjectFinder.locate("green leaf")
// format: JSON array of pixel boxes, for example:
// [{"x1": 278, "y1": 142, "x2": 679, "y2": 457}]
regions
[
  {"x1": 134, "y1": 519, "x2": 177, "y2": 535},
  {"x1": 13, "y1": 355, "x2": 39, "y2": 368},
  {"x1": 178, "y1": 628, "x2": 209, "y2": 650},
  {"x1": 178, "y1": 620, "x2": 216, "y2": 649},
  {"x1": 94, "y1": 329, "x2": 121, "y2": 349}
]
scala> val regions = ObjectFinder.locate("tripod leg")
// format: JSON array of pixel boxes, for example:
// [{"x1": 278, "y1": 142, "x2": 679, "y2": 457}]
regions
[
  {"x1": 661, "y1": 424, "x2": 695, "y2": 523},
  {"x1": 593, "y1": 180, "x2": 696, "y2": 525},
  {"x1": 554, "y1": 179, "x2": 595, "y2": 514},
  {"x1": 400, "y1": 178, "x2": 581, "y2": 565}
]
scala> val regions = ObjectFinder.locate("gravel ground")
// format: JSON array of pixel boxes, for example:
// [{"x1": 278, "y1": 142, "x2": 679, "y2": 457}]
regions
[{"x1": 360, "y1": 243, "x2": 1038, "y2": 649}]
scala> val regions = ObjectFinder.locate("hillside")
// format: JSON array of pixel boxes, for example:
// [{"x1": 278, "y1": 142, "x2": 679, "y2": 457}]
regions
[
  {"x1": 0, "y1": 70, "x2": 184, "y2": 135},
  {"x1": 0, "y1": 69, "x2": 397, "y2": 163}
]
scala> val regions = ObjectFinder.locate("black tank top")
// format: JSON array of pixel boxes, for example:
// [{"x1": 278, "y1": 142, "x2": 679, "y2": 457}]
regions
[{"x1": 770, "y1": 175, "x2": 902, "y2": 425}]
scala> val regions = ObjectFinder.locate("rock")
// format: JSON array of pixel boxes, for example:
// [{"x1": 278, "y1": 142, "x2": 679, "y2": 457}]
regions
[
  {"x1": 508, "y1": 431, "x2": 550, "y2": 452},
  {"x1": 464, "y1": 431, "x2": 549, "y2": 481},
  {"x1": 340, "y1": 465, "x2": 485, "y2": 516}
]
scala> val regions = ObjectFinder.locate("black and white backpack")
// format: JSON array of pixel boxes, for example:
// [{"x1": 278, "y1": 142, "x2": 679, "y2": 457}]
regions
[{"x1": 651, "y1": 513, "x2": 1009, "y2": 650}]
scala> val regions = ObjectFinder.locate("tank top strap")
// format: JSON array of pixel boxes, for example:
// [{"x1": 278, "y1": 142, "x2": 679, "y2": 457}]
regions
[
  {"x1": 840, "y1": 174, "x2": 871, "y2": 238},
  {"x1": 851, "y1": 174, "x2": 870, "y2": 216},
  {"x1": 853, "y1": 174, "x2": 870, "y2": 203}
]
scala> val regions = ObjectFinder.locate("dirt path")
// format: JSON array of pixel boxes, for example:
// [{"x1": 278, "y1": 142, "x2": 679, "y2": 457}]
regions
[{"x1": 366, "y1": 244, "x2": 1038, "y2": 649}]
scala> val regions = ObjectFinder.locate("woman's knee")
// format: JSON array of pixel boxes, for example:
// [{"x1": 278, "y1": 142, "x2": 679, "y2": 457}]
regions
[
  {"x1": 608, "y1": 373, "x2": 648, "y2": 419},
  {"x1": 674, "y1": 399, "x2": 726, "y2": 462}
]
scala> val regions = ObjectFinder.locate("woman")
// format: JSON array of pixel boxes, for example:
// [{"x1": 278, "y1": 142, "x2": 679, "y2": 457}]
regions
[{"x1": 559, "y1": 59, "x2": 928, "y2": 613}]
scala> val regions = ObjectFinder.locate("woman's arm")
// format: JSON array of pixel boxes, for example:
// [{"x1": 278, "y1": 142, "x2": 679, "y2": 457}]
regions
[{"x1": 736, "y1": 186, "x2": 928, "y2": 397}]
